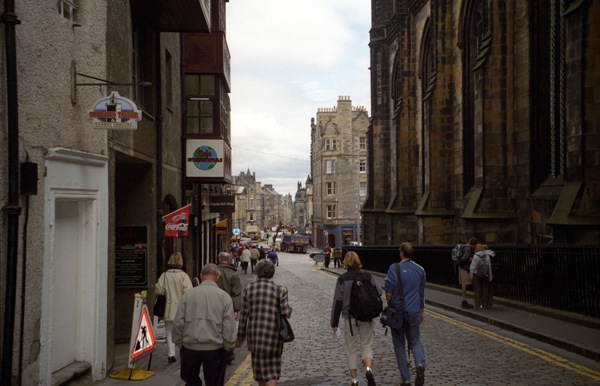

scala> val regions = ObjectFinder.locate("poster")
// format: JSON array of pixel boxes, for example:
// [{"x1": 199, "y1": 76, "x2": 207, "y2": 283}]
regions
[{"x1": 116, "y1": 226, "x2": 148, "y2": 287}]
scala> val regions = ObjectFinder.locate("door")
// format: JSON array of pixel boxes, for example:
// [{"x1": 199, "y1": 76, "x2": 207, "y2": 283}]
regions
[{"x1": 51, "y1": 201, "x2": 79, "y2": 371}]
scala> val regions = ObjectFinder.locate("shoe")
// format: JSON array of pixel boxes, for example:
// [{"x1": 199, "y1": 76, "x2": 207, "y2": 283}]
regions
[
  {"x1": 366, "y1": 368, "x2": 376, "y2": 386},
  {"x1": 415, "y1": 365, "x2": 425, "y2": 386},
  {"x1": 168, "y1": 356, "x2": 176, "y2": 363},
  {"x1": 350, "y1": 382, "x2": 358, "y2": 386},
  {"x1": 461, "y1": 300, "x2": 474, "y2": 309},
  {"x1": 400, "y1": 383, "x2": 411, "y2": 386}
]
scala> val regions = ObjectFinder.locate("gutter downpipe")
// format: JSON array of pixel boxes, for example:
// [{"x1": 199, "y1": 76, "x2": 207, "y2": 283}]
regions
[
  {"x1": 155, "y1": 32, "x2": 164, "y2": 274},
  {"x1": 1, "y1": 0, "x2": 21, "y2": 384}
]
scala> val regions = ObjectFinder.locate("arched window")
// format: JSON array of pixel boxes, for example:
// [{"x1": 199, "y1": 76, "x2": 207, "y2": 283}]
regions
[{"x1": 420, "y1": 21, "x2": 434, "y2": 194}]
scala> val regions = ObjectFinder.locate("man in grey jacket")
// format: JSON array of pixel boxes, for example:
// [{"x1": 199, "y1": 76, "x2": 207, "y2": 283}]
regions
[{"x1": 173, "y1": 263, "x2": 236, "y2": 386}]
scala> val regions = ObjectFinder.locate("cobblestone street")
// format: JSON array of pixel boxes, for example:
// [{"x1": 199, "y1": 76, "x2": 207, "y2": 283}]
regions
[{"x1": 96, "y1": 251, "x2": 600, "y2": 385}]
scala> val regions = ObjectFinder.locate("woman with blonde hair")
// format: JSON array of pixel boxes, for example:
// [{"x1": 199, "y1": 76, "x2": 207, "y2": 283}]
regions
[
  {"x1": 331, "y1": 251, "x2": 383, "y2": 386},
  {"x1": 156, "y1": 252, "x2": 193, "y2": 363}
]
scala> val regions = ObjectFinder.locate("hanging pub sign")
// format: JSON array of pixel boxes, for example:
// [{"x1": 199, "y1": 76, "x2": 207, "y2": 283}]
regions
[
  {"x1": 185, "y1": 139, "x2": 232, "y2": 183},
  {"x1": 87, "y1": 91, "x2": 142, "y2": 130},
  {"x1": 163, "y1": 205, "x2": 191, "y2": 238}
]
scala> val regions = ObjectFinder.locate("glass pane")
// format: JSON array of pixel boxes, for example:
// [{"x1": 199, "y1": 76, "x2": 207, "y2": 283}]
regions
[
  {"x1": 185, "y1": 75, "x2": 200, "y2": 94},
  {"x1": 187, "y1": 100, "x2": 199, "y2": 115},
  {"x1": 200, "y1": 75, "x2": 215, "y2": 94},
  {"x1": 200, "y1": 100, "x2": 213, "y2": 114},
  {"x1": 200, "y1": 118, "x2": 213, "y2": 133},
  {"x1": 186, "y1": 117, "x2": 199, "y2": 133}
]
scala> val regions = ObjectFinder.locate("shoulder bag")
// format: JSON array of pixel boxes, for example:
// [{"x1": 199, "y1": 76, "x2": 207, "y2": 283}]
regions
[
  {"x1": 154, "y1": 274, "x2": 167, "y2": 318},
  {"x1": 277, "y1": 287, "x2": 294, "y2": 343},
  {"x1": 380, "y1": 263, "x2": 407, "y2": 329}
]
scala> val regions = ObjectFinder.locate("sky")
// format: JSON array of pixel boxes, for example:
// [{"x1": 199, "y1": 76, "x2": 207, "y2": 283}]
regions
[{"x1": 227, "y1": 0, "x2": 371, "y2": 197}]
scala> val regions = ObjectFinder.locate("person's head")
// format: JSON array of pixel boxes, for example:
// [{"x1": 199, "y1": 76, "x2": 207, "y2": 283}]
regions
[
  {"x1": 467, "y1": 237, "x2": 478, "y2": 247},
  {"x1": 399, "y1": 242, "x2": 414, "y2": 260},
  {"x1": 474, "y1": 243, "x2": 486, "y2": 252},
  {"x1": 167, "y1": 252, "x2": 184, "y2": 268},
  {"x1": 255, "y1": 259, "x2": 275, "y2": 279},
  {"x1": 343, "y1": 251, "x2": 362, "y2": 269},
  {"x1": 200, "y1": 263, "x2": 220, "y2": 282},
  {"x1": 218, "y1": 251, "x2": 231, "y2": 264}
]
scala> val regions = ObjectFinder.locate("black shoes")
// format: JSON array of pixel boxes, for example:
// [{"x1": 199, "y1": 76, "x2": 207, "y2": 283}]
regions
[
  {"x1": 415, "y1": 365, "x2": 425, "y2": 386},
  {"x1": 168, "y1": 356, "x2": 176, "y2": 363},
  {"x1": 461, "y1": 300, "x2": 474, "y2": 309},
  {"x1": 366, "y1": 368, "x2": 376, "y2": 386}
]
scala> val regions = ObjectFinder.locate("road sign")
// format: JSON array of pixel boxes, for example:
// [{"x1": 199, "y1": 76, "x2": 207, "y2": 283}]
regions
[
  {"x1": 130, "y1": 303, "x2": 155, "y2": 364},
  {"x1": 233, "y1": 228, "x2": 240, "y2": 235}
]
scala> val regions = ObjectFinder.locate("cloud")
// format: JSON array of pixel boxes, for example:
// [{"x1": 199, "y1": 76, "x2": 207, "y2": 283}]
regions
[{"x1": 228, "y1": 0, "x2": 371, "y2": 196}]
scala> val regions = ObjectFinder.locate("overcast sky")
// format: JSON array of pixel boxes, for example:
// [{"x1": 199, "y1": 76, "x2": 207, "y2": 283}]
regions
[{"x1": 227, "y1": 0, "x2": 371, "y2": 197}]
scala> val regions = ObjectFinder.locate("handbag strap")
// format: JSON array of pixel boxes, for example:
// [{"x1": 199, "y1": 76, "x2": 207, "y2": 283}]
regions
[{"x1": 395, "y1": 263, "x2": 406, "y2": 312}]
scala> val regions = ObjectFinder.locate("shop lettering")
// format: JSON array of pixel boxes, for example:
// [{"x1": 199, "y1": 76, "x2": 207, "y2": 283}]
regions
[{"x1": 165, "y1": 222, "x2": 188, "y2": 231}]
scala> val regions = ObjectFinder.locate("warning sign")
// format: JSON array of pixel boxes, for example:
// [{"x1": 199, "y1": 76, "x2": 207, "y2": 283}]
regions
[{"x1": 130, "y1": 305, "x2": 155, "y2": 362}]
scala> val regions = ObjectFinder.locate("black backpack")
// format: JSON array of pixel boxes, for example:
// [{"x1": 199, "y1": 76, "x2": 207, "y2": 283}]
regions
[{"x1": 349, "y1": 272, "x2": 383, "y2": 322}]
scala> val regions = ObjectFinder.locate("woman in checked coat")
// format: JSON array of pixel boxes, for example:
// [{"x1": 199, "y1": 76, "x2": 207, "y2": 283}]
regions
[{"x1": 236, "y1": 259, "x2": 292, "y2": 386}]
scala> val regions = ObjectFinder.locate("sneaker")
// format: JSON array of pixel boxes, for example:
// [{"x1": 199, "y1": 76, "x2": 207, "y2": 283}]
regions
[
  {"x1": 168, "y1": 356, "x2": 176, "y2": 363},
  {"x1": 461, "y1": 300, "x2": 474, "y2": 309},
  {"x1": 415, "y1": 365, "x2": 425, "y2": 386},
  {"x1": 366, "y1": 368, "x2": 376, "y2": 386}
]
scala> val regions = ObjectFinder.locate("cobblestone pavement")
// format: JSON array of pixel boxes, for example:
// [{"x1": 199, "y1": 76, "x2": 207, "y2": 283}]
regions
[{"x1": 96, "y1": 251, "x2": 600, "y2": 385}]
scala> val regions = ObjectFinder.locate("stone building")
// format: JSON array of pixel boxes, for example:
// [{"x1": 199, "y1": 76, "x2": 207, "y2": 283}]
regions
[
  {"x1": 0, "y1": 1, "x2": 233, "y2": 384},
  {"x1": 232, "y1": 169, "x2": 293, "y2": 235},
  {"x1": 294, "y1": 175, "x2": 313, "y2": 230},
  {"x1": 363, "y1": 0, "x2": 600, "y2": 246},
  {"x1": 311, "y1": 96, "x2": 370, "y2": 249}
]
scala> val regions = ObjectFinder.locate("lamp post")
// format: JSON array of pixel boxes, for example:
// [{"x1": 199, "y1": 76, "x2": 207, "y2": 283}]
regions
[{"x1": 356, "y1": 148, "x2": 361, "y2": 245}]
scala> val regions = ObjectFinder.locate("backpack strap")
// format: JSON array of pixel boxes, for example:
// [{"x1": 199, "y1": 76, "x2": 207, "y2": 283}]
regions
[{"x1": 395, "y1": 263, "x2": 406, "y2": 312}]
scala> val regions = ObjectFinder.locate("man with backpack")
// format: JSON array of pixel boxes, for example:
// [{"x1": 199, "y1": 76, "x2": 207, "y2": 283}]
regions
[
  {"x1": 331, "y1": 251, "x2": 383, "y2": 386},
  {"x1": 469, "y1": 244, "x2": 495, "y2": 309},
  {"x1": 384, "y1": 242, "x2": 426, "y2": 386},
  {"x1": 455, "y1": 237, "x2": 478, "y2": 309}
]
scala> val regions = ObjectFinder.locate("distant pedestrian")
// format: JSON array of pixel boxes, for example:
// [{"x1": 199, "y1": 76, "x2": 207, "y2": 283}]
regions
[
  {"x1": 250, "y1": 245, "x2": 260, "y2": 273},
  {"x1": 384, "y1": 242, "x2": 426, "y2": 386},
  {"x1": 323, "y1": 244, "x2": 332, "y2": 268},
  {"x1": 331, "y1": 251, "x2": 382, "y2": 386},
  {"x1": 469, "y1": 244, "x2": 494, "y2": 309},
  {"x1": 240, "y1": 246, "x2": 251, "y2": 274},
  {"x1": 173, "y1": 263, "x2": 236, "y2": 386},
  {"x1": 332, "y1": 245, "x2": 342, "y2": 268},
  {"x1": 236, "y1": 260, "x2": 292, "y2": 386},
  {"x1": 216, "y1": 252, "x2": 242, "y2": 318},
  {"x1": 155, "y1": 252, "x2": 193, "y2": 364},
  {"x1": 259, "y1": 245, "x2": 267, "y2": 260},
  {"x1": 458, "y1": 238, "x2": 478, "y2": 308},
  {"x1": 267, "y1": 248, "x2": 279, "y2": 266}
]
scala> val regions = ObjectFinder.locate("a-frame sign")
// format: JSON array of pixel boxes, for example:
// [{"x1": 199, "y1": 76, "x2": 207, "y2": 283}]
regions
[{"x1": 128, "y1": 293, "x2": 156, "y2": 367}]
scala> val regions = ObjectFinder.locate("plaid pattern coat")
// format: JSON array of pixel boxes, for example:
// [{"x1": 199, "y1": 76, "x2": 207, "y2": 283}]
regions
[{"x1": 237, "y1": 278, "x2": 292, "y2": 354}]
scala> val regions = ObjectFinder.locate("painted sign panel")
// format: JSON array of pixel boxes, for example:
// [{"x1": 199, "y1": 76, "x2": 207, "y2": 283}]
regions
[
  {"x1": 130, "y1": 305, "x2": 155, "y2": 362},
  {"x1": 87, "y1": 91, "x2": 142, "y2": 130},
  {"x1": 185, "y1": 139, "x2": 232, "y2": 180},
  {"x1": 209, "y1": 195, "x2": 235, "y2": 213},
  {"x1": 163, "y1": 205, "x2": 191, "y2": 238},
  {"x1": 115, "y1": 226, "x2": 148, "y2": 287}
]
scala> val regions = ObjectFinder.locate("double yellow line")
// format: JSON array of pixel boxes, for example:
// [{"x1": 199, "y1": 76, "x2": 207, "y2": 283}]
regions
[
  {"x1": 427, "y1": 310, "x2": 600, "y2": 381},
  {"x1": 225, "y1": 354, "x2": 254, "y2": 386}
]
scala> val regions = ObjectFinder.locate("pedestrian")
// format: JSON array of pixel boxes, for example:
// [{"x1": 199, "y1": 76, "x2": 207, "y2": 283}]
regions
[
  {"x1": 240, "y1": 246, "x2": 251, "y2": 274},
  {"x1": 216, "y1": 252, "x2": 242, "y2": 318},
  {"x1": 231, "y1": 241, "x2": 240, "y2": 267},
  {"x1": 259, "y1": 245, "x2": 267, "y2": 260},
  {"x1": 323, "y1": 243, "x2": 332, "y2": 268},
  {"x1": 458, "y1": 237, "x2": 478, "y2": 308},
  {"x1": 173, "y1": 263, "x2": 236, "y2": 386},
  {"x1": 331, "y1": 251, "x2": 382, "y2": 386},
  {"x1": 267, "y1": 247, "x2": 279, "y2": 266},
  {"x1": 236, "y1": 260, "x2": 292, "y2": 386},
  {"x1": 469, "y1": 243, "x2": 494, "y2": 309},
  {"x1": 250, "y1": 245, "x2": 260, "y2": 273},
  {"x1": 384, "y1": 242, "x2": 426, "y2": 386},
  {"x1": 332, "y1": 245, "x2": 342, "y2": 268},
  {"x1": 155, "y1": 252, "x2": 193, "y2": 364}
]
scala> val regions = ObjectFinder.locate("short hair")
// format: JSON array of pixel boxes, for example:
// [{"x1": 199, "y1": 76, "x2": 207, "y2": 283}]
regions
[
  {"x1": 399, "y1": 242, "x2": 414, "y2": 259},
  {"x1": 467, "y1": 237, "x2": 479, "y2": 246},
  {"x1": 201, "y1": 263, "x2": 220, "y2": 277},
  {"x1": 343, "y1": 251, "x2": 362, "y2": 269},
  {"x1": 255, "y1": 259, "x2": 275, "y2": 279},
  {"x1": 167, "y1": 252, "x2": 184, "y2": 268},
  {"x1": 218, "y1": 251, "x2": 231, "y2": 263}
]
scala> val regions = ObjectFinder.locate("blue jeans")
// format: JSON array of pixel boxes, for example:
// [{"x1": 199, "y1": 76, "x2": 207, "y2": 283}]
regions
[{"x1": 391, "y1": 311, "x2": 426, "y2": 383}]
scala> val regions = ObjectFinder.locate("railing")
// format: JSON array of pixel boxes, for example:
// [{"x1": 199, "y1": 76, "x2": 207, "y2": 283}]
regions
[{"x1": 342, "y1": 244, "x2": 600, "y2": 319}]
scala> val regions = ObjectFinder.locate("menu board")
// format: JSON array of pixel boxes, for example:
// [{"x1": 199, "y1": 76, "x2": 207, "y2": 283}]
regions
[{"x1": 116, "y1": 226, "x2": 148, "y2": 287}]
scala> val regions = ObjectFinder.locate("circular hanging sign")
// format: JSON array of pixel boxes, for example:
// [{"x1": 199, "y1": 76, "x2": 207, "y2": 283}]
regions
[{"x1": 233, "y1": 228, "x2": 240, "y2": 235}]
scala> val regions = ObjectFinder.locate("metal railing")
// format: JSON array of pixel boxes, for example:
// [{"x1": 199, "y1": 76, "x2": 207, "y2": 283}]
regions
[{"x1": 342, "y1": 244, "x2": 600, "y2": 319}]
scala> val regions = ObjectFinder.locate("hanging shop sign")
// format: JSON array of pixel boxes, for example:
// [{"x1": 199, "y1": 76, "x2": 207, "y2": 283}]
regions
[
  {"x1": 185, "y1": 139, "x2": 232, "y2": 182},
  {"x1": 87, "y1": 91, "x2": 142, "y2": 130},
  {"x1": 209, "y1": 195, "x2": 235, "y2": 213},
  {"x1": 163, "y1": 205, "x2": 191, "y2": 238}
]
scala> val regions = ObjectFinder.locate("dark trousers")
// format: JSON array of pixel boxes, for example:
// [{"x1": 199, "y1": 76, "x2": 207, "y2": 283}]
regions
[{"x1": 180, "y1": 345, "x2": 227, "y2": 386}]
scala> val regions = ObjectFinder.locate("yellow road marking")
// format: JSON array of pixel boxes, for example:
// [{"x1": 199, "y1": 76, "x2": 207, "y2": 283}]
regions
[
  {"x1": 427, "y1": 310, "x2": 600, "y2": 381},
  {"x1": 226, "y1": 353, "x2": 254, "y2": 386}
]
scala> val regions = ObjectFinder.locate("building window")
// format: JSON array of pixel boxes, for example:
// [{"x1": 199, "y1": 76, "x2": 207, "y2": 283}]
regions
[
  {"x1": 326, "y1": 205, "x2": 336, "y2": 219},
  {"x1": 360, "y1": 182, "x2": 367, "y2": 196},
  {"x1": 185, "y1": 75, "x2": 216, "y2": 134},
  {"x1": 326, "y1": 182, "x2": 336, "y2": 195},
  {"x1": 323, "y1": 138, "x2": 337, "y2": 151},
  {"x1": 359, "y1": 136, "x2": 366, "y2": 151},
  {"x1": 325, "y1": 160, "x2": 336, "y2": 174},
  {"x1": 132, "y1": 26, "x2": 156, "y2": 115},
  {"x1": 332, "y1": 138, "x2": 337, "y2": 150},
  {"x1": 359, "y1": 160, "x2": 366, "y2": 173},
  {"x1": 58, "y1": 0, "x2": 77, "y2": 23}
]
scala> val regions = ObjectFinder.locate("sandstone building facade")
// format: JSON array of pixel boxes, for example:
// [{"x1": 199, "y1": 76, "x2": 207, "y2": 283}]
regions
[{"x1": 363, "y1": 0, "x2": 600, "y2": 246}]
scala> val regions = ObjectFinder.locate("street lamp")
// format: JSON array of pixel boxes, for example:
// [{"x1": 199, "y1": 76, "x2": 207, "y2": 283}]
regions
[{"x1": 356, "y1": 147, "x2": 362, "y2": 245}]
